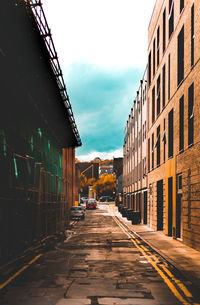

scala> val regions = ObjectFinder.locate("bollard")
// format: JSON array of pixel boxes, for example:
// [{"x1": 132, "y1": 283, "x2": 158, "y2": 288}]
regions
[
  {"x1": 122, "y1": 207, "x2": 128, "y2": 217},
  {"x1": 127, "y1": 209, "x2": 133, "y2": 220}
]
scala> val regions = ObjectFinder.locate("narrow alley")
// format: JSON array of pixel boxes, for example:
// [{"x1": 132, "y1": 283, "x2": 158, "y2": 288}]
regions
[{"x1": 0, "y1": 203, "x2": 199, "y2": 305}]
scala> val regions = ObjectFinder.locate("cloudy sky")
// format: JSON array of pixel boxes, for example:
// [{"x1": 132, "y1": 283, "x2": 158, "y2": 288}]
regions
[{"x1": 42, "y1": 0, "x2": 156, "y2": 161}]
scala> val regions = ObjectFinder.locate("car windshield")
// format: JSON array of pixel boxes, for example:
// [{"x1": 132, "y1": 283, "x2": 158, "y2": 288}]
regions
[
  {"x1": 71, "y1": 207, "x2": 82, "y2": 211},
  {"x1": 88, "y1": 200, "x2": 95, "y2": 203}
]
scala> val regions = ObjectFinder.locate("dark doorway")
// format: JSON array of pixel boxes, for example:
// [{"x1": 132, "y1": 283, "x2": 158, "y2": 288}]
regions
[
  {"x1": 131, "y1": 194, "x2": 134, "y2": 210},
  {"x1": 136, "y1": 193, "x2": 139, "y2": 211},
  {"x1": 133, "y1": 194, "x2": 135, "y2": 210},
  {"x1": 176, "y1": 194, "x2": 182, "y2": 238},
  {"x1": 139, "y1": 193, "x2": 141, "y2": 212},
  {"x1": 168, "y1": 177, "x2": 173, "y2": 236},
  {"x1": 144, "y1": 191, "x2": 147, "y2": 224},
  {"x1": 157, "y1": 180, "x2": 163, "y2": 230},
  {"x1": 128, "y1": 195, "x2": 130, "y2": 209}
]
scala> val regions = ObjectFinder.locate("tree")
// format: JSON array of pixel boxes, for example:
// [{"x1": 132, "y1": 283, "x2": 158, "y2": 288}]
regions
[
  {"x1": 80, "y1": 173, "x2": 87, "y2": 188},
  {"x1": 92, "y1": 174, "x2": 116, "y2": 198},
  {"x1": 87, "y1": 177, "x2": 96, "y2": 186}
]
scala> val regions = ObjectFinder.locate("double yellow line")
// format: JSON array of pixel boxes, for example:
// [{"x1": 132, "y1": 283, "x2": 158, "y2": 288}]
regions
[
  {"x1": 0, "y1": 254, "x2": 42, "y2": 291},
  {"x1": 112, "y1": 215, "x2": 199, "y2": 305},
  {"x1": 0, "y1": 222, "x2": 79, "y2": 291}
]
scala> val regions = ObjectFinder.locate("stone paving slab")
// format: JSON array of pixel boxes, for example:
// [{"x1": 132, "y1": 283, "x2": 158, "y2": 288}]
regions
[
  {"x1": 98, "y1": 298, "x2": 177, "y2": 305},
  {"x1": 56, "y1": 299, "x2": 91, "y2": 305}
]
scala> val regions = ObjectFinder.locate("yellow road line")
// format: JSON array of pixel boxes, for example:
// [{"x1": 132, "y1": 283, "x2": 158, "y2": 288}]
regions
[
  {"x1": 161, "y1": 264, "x2": 193, "y2": 298},
  {"x1": 0, "y1": 254, "x2": 42, "y2": 291},
  {"x1": 126, "y1": 223, "x2": 193, "y2": 299},
  {"x1": 112, "y1": 215, "x2": 195, "y2": 305}
]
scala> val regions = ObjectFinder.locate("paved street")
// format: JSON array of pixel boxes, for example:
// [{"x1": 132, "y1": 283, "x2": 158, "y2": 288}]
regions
[{"x1": 0, "y1": 203, "x2": 199, "y2": 305}]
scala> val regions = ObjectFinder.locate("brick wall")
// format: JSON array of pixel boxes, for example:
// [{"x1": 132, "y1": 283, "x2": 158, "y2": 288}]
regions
[{"x1": 147, "y1": 0, "x2": 200, "y2": 249}]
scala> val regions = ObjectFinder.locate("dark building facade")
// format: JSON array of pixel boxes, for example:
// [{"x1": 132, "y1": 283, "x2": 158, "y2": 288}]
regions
[
  {"x1": 113, "y1": 158, "x2": 123, "y2": 178},
  {"x1": 0, "y1": 0, "x2": 81, "y2": 262},
  {"x1": 77, "y1": 162, "x2": 99, "y2": 180},
  {"x1": 113, "y1": 158, "x2": 123, "y2": 202}
]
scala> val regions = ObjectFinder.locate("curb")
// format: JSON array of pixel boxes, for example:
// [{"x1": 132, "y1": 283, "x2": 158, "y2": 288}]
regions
[{"x1": 115, "y1": 209, "x2": 200, "y2": 288}]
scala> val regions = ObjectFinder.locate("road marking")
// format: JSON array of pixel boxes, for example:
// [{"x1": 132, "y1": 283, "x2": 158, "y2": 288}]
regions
[
  {"x1": 112, "y1": 215, "x2": 196, "y2": 305},
  {"x1": 0, "y1": 254, "x2": 42, "y2": 291}
]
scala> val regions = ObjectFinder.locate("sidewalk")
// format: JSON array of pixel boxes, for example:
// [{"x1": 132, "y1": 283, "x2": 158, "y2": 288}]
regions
[{"x1": 112, "y1": 205, "x2": 200, "y2": 287}]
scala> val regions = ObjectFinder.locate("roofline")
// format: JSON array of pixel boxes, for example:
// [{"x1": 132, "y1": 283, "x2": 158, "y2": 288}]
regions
[{"x1": 29, "y1": 0, "x2": 81, "y2": 147}]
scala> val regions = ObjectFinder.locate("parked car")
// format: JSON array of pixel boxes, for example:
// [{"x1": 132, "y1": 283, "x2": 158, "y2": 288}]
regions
[
  {"x1": 70, "y1": 206, "x2": 85, "y2": 220},
  {"x1": 99, "y1": 196, "x2": 114, "y2": 202},
  {"x1": 80, "y1": 197, "x2": 88, "y2": 204},
  {"x1": 86, "y1": 198, "x2": 97, "y2": 209}
]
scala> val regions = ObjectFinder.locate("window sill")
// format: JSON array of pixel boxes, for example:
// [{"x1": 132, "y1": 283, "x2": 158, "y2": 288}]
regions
[
  {"x1": 188, "y1": 143, "x2": 194, "y2": 149},
  {"x1": 177, "y1": 79, "x2": 184, "y2": 90},
  {"x1": 178, "y1": 149, "x2": 184, "y2": 154},
  {"x1": 180, "y1": 8, "x2": 184, "y2": 17}
]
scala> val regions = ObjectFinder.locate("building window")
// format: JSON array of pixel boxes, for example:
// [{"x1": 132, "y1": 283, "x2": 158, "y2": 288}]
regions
[
  {"x1": 168, "y1": 109, "x2": 173, "y2": 158},
  {"x1": 143, "y1": 124, "x2": 145, "y2": 142},
  {"x1": 168, "y1": 54, "x2": 170, "y2": 100},
  {"x1": 152, "y1": 133, "x2": 154, "y2": 170},
  {"x1": 162, "y1": 64, "x2": 166, "y2": 108},
  {"x1": 177, "y1": 25, "x2": 184, "y2": 86},
  {"x1": 156, "y1": 125, "x2": 160, "y2": 166},
  {"x1": 157, "y1": 75, "x2": 161, "y2": 116},
  {"x1": 179, "y1": 95, "x2": 184, "y2": 152},
  {"x1": 153, "y1": 38, "x2": 156, "y2": 76},
  {"x1": 139, "y1": 131, "x2": 141, "y2": 147},
  {"x1": 163, "y1": 9, "x2": 166, "y2": 53},
  {"x1": 191, "y1": 4, "x2": 194, "y2": 67},
  {"x1": 148, "y1": 51, "x2": 151, "y2": 86},
  {"x1": 145, "y1": 121, "x2": 147, "y2": 139},
  {"x1": 148, "y1": 138, "x2": 150, "y2": 172},
  {"x1": 180, "y1": 0, "x2": 184, "y2": 13},
  {"x1": 169, "y1": 0, "x2": 174, "y2": 39},
  {"x1": 162, "y1": 119, "x2": 166, "y2": 162},
  {"x1": 157, "y1": 26, "x2": 160, "y2": 67},
  {"x1": 188, "y1": 83, "x2": 194, "y2": 146},
  {"x1": 143, "y1": 89, "x2": 145, "y2": 105},
  {"x1": 152, "y1": 86, "x2": 155, "y2": 124}
]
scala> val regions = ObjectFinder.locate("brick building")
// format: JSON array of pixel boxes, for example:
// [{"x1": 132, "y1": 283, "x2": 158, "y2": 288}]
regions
[
  {"x1": 123, "y1": 69, "x2": 148, "y2": 224},
  {"x1": 123, "y1": 0, "x2": 200, "y2": 251},
  {"x1": 147, "y1": 0, "x2": 200, "y2": 249}
]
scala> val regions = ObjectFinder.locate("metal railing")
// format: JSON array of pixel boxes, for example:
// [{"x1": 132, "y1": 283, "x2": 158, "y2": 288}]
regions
[{"x1": 28, "y1": 0, "x2": 81, "y2": 146}]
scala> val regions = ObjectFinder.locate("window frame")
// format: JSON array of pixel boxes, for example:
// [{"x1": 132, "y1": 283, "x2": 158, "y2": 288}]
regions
[
  {"x1": 179, "y1": 95, "x2": 184, "y2": 152},
  {"x1": 177, "y1": 25, "x2": 184, "y2": 86},
  {"x1": 168, "y1": 108, "x2": 174, "y2": 158},
  {"x1": 188, "y1": 83, "x2": 194, "y2": 147}
]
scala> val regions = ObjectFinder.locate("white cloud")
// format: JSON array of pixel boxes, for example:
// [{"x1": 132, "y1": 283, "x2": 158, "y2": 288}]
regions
[
  {"x1": 77, "y1": 148, "x2": 123, "y2": 162},
  {"x1": 42, "y1": 0, "x2": 155, "y2": 69}
]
